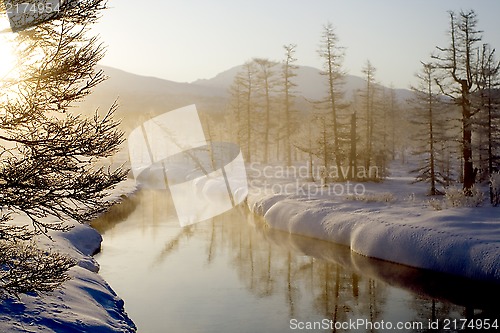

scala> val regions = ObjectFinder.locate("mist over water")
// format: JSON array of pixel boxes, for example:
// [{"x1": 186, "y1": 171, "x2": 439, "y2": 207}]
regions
[{"x1": 93, "y1": 191, "x2": 500, "y2": 333}]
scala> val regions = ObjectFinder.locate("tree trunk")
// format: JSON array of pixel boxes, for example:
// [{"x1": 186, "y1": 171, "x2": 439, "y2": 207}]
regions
[
  {"x1": 429, "y1": 96, "x2": 436, "y2": 195},
  {"x1": 285, "y1": 91, "x2": 292, "y2": 166},
  {"x1": 349, "y1": 112, "x2": 357, "y2": 180},
  {"x1": 264, "y1": 80, "x2": 270, "y2": 163},
  {"x1": 461, "y1": 80, "x2": 475, "y2": 192}
]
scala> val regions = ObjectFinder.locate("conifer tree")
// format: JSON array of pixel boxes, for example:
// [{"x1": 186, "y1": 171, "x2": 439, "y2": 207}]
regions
[{"x1": 0, "y1": 0, "x2": 127, "y2": 296}]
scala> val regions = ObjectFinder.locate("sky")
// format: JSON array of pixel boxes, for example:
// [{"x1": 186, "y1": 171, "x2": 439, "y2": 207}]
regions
[
  {"x1": 4, "y1": 1, "x2": 499, "y2": 90},
  {"x1": 93, "y1": 0, "x2": 500, "y2": 89}
]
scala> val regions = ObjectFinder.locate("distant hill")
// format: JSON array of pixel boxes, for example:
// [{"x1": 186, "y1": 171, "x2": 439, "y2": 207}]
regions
[
  {"x1": 193, "y1": 65, "x2": 369, "y2": 100},
  {"x1": 78, "y1": 64, "x2": 414, "y2": 132},
  {"x1": 79, "y1": 66, "x2": 227, "y2": 131},
  {"x1": 193, "y1": 64, "x2": 413, "y2": 101}
]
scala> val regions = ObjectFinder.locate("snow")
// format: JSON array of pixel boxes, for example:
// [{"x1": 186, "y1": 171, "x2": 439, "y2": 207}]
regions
[
  {"x1": 0, "y1": 266, "x2": 134, "y2": 333},
  {"x1": 0, "y1": 179, "x2": 138, "y2": 333},
  {"x1": 247, "y1": 163, "x2": 500, "y2": 282}
]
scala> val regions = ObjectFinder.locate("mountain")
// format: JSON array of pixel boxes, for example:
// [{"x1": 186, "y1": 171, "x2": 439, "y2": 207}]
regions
[
  {"x1": 193, "y1": 65, "x2": 368, "y2": 100},
  {"x1": 94, "y1": 66, "x2": 224, "y2": 97},
  {"x1": 79, "y1": 64, "x2": 414, "y2": 132},
  {"x1": 80, "y1": 66, "x2": 228, "y2": 131},
  {"x1": 193, "y1": 65, "x2": 413, "y2": 101}
]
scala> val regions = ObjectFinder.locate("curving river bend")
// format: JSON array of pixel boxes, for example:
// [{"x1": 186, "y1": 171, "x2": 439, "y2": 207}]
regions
[{"x1": 92, "y1": 190, "x2": 500, "y2": 333}]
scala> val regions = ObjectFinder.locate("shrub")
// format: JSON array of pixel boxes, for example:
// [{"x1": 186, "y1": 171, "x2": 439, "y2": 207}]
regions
[
  {"x1": 445, "y1": 185, "x2": 484, "y2": 207},
  {"x1": 428, "y1": 198, "x2": 443, "y2": 211},
  {"x1": 490, "y1": 172, "x2": 500, "y2": 206}
]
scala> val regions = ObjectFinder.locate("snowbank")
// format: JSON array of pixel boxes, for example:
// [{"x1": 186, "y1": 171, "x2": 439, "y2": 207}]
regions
[
  {"x1": 247, "y1": 167, "x2": 500, "y2": 282},
  {"x1": 0, "y1": 179, "x2": 138, "y2": 333}
]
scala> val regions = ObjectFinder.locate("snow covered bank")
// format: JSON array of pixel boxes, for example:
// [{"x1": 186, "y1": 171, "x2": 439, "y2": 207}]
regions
[
  {"x1": 247, "y1": 166, "x2": 500, "y2": 282},
  {"x1": 0, "y1": 180, "x2": 138, "y2": 333}
]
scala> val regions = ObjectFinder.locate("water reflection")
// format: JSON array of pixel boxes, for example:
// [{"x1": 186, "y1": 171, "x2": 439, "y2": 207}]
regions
[
  {"x1": 93, "y1": 190, "x2": 500, "y2": 332},
  {"x1": 261, "y1": 226, "x2": 500, "y2": 311}
]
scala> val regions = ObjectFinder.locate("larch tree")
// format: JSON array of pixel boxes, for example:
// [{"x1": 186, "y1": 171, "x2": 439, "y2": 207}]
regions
[
  {"x1": 0, "y1": 0, "x2": 127, "y2": 296},
  {"x1": 433, "y1": 10, "x2": 483, "y2": 192},
  {"x1": 360, "y1": 60, "x2": 377, "y2": 171},
  {"x1": 228, "y1": 78, "x2": 243, "y2": 145},
  {"x1": 474, "y1": 44, "x2": 500, "y2": 204},
  {"x1": 281, "y1": 44, "x2": 298, "y2": 167},
  {"x1": 229, "y1": 61, "x2": 258, "y2": 163},
  {"x1": 253, "y1": 58, "x2": 279, "y2": 163},
  {"x1": 317, "y1": 23, "x2": 346, "y2": 179},
  {"x1": 477, "y1": 44, "x2": 500, "y2": 177},
  {"x1": 410, "y1": 62, "x2": 448, "y2": 195},
  {"x1": 387, "y1": 85, "x2": 399, "y2": 161}
]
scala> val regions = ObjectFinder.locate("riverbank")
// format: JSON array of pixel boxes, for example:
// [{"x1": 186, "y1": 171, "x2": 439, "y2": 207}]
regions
[
  {"x1": 246, "y1": 164, "x2": 500, "y2": 282},
  {"x1": 0, "y1": 179, "x2": 138, "y2": 333}
]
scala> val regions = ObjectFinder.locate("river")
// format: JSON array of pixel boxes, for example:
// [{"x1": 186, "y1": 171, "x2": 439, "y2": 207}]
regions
[{"x1": 93, "y1": 190, "x2": 500, "y2": 332}]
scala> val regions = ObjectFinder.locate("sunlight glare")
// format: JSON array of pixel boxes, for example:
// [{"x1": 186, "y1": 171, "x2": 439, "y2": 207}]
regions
[{"x1": 0, "y1": 16, "x2": 17, "y2": 81}]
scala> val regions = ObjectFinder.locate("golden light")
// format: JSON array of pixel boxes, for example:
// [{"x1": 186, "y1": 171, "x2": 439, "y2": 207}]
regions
[{"x1": 0, "y1": 16, "x2": 17, "y2": 81}]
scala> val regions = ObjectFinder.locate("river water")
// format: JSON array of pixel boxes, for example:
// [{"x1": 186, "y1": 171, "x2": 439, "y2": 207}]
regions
[{"x1": 93, "y1": 190, "x2": 500, "y2": 333}]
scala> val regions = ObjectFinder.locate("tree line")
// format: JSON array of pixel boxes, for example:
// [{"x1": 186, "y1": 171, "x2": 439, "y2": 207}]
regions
[
  {"x1": 223, "y1": 10, "x2": 500, "y2": 199},
  {"x1": 226, "y1": 24, "x2": 405, "y2": 182},
  {"x1": 411, "y1": 10, "x2": 500, "y2": 198}
]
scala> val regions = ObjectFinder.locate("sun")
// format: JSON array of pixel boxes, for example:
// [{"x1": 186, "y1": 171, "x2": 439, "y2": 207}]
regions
[{"x1": 0, "y1": 16, "x2": 17, "y2": 81}]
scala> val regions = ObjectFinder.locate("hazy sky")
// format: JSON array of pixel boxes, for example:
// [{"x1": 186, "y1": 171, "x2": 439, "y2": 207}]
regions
[{"x1": 96, "y1": 0, "x2": 500, "y2": 89}]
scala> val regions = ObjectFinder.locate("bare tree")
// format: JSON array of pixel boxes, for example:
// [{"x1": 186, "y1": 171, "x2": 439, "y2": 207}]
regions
[
  {"x1": 477, "y1": 44, "x2": 500, "y2": 176},
  {"x1": 229, "y1": 61, "x2": 258, "y2": 162},
  {"x1": 317, "y1": 23, "x2": 346, "y2": 178},
  {"x1": 282, "y1": 44, "x2": 298, "y2": 166},
  {"x1": 0, "y1": 0, "x2": 127, "y2": 297},
  {"x1": 387, "y1": 86, "x2": 400, "y2": 161},
  {"x1": 410, "y1": 62, "x2": 449, "y2": 195},
  {"x1": 360, "y1": 60, "x2": 377, "y2": 171},
  {"x1": 253, "y1": 58, "x2": 279, "y2": 163},
  {"x1": 433, "y1": 10, "x2": 483, "y2": 192},
  {"x1": 228, "y1": 75, "x2": 244, "y2": 146}
]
